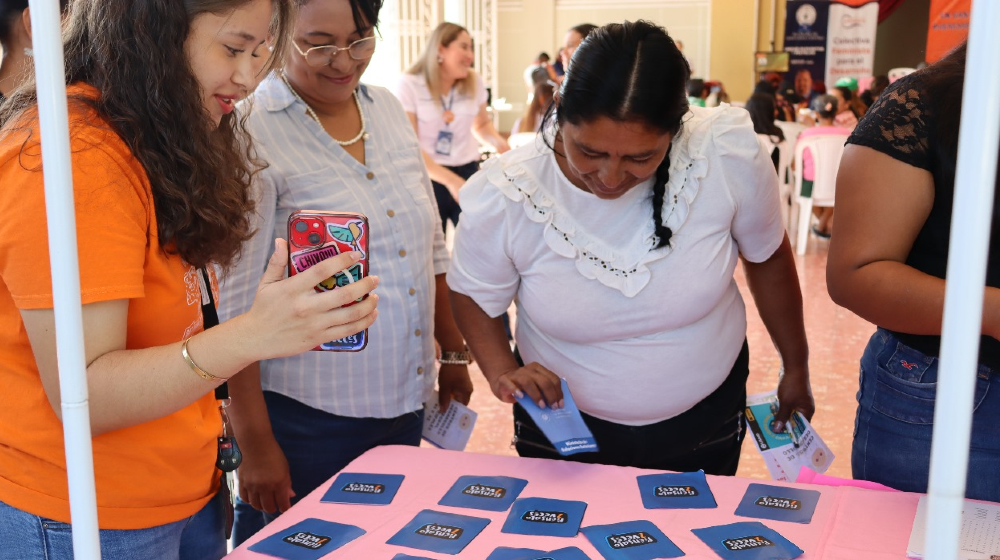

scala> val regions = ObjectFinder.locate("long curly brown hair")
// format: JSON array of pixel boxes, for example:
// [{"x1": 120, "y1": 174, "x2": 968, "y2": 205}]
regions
[{"x1": 0, "y1": 0, "x2": 293, "y2": 269}]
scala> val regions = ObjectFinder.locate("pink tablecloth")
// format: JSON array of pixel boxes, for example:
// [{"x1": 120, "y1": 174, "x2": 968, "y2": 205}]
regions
[{"x1": 226, "y1": 445, "x2": 920, "y2": 559}]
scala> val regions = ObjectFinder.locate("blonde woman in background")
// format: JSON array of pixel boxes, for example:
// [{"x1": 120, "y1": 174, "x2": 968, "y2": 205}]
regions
[
  {"x1": 511, "y1": 80, "x2": 554, "y2": 134},
  {"x1": 394, "y1": 22, "x2": 509, "y2": 231}
]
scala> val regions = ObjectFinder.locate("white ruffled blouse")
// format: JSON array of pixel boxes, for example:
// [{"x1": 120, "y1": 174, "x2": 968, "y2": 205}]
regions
[{"x1": 447, "y1": 105, "x2": 785, "y2": 425}]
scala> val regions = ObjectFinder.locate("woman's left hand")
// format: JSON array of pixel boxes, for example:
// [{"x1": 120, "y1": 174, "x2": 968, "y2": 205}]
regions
[
  {"x1": 437, "y1": 364, "x2": 473, "y2": 411},
  {"x1": 773, "y1": 365, "x2": 815, "y2": 432}
]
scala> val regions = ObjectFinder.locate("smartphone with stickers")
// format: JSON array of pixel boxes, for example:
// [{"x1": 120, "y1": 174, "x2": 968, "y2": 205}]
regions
[{"x1": 287, "y1": 210, "x2": 370, "y2": 352}]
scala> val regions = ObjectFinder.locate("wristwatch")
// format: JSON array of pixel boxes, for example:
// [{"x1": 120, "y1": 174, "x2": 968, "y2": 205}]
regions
[{"x1": 439, "y1": 348, "x2": 473, "y2": 365}]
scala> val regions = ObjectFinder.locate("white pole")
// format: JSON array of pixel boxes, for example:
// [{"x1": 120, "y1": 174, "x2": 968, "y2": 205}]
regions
[
  {"x1": 28, "y1": 0, "x2": 101, "y2": 557},
  {"x1": 925, "y1": 0, "x2": 1000, "y2": 558}
]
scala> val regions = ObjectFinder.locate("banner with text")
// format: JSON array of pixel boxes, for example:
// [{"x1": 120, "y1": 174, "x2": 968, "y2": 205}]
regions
[
  {"x1": 785, "y1": 0, "x2": 877, "y2": 90},
  {"x1": 926, "y1": 0, "x2": 970, "y2": 64}
]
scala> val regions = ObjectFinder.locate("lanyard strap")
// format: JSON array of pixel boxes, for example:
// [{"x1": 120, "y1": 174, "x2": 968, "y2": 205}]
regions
[
  {"x1": 441, "y1": 87, "x2": 456, "y2": 126},
  {"x1": 198, "y1": 267, "x2": 227, "y2": 400}
]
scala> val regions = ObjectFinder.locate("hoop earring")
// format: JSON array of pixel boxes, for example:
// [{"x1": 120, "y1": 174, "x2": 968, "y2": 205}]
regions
[{"x1": 437, "y1": 56, "x2": 443, "y2": 64}]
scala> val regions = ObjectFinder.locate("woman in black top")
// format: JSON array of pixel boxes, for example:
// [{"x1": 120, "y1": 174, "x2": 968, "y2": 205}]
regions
[{"x1": 828, "y1": 42, "x2": 1000, "y2": 501}]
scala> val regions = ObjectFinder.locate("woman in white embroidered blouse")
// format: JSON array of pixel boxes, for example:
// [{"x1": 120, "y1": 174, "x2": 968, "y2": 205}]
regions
[{"x1": 448, "y1": 21, "x2": 814, "y2": 473}]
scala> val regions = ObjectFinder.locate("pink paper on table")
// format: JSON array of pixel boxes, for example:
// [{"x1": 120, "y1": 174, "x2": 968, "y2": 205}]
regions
[{"x1": 795, "y1": 466, "x2": 900, "y2": 492}]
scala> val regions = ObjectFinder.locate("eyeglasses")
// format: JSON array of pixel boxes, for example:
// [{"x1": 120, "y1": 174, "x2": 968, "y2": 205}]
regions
[{"x1": 291, "y1": 36, "x2": 378, "y2": 67}]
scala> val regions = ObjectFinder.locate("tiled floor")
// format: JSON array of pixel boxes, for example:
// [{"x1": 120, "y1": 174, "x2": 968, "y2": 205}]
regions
[{"x1": 440, "y1": 234, "x2": 874, "y2": 481}]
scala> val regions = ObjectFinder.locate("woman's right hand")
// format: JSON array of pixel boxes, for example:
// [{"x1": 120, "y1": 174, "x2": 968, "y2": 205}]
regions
[
  {"x1": 490, "y1": 362, "x2": 564, "y2": 409},
  {"x1": 240, "y1": 239, "x2": 379, "y2": 361}
]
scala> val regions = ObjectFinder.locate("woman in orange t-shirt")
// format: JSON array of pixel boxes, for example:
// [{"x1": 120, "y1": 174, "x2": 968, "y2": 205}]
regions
[{"x1": 0, "y1": 1, "x2": 379, "y2": 558}]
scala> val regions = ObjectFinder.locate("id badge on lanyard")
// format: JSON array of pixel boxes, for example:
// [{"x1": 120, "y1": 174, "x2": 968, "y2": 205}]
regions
[{"x1": 436, "y1": 87, "x2": 456, "y2": 156}]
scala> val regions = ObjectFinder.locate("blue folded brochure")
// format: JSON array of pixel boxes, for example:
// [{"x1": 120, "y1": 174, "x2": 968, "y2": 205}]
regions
[
  {"x1": 321, "y1": 472, "x2": 404, "y2": 505},
  {"x1": 387, "y1": 509, "x2": 491, "y2": 555},
  {"x1": 581, "y1": 520, "x2": 685, "y2": 560},
  {"x1": 692, "y1": 521, "x2": 804, "y2": 559},
  {"x1": 438, "y1": 475, "x2": 529, "y2": 512},
  {"x1": 636, "y1": 470, "x2": 717, "y2": 509},
  {"x1": 516, "y1": 378, "x2": 598, "y2": 456},
  {"x1": 734, "y1": 484, "x2": 820, "y2": 524},
  {"x1": 485, "y1": 547, "x2": 547, "y2": 560},
  {"x1": 247, "y1": 518, "x2": 365, "y2": 560},
  {"x1": 501, "y1": 497, "x2": 588, "y2": 537}
]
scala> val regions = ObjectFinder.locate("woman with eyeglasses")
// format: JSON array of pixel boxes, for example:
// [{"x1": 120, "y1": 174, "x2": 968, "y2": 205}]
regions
[
  {"x1": 218, "y1": 0, "x2": 473, "y2": 545},
  {"x1": 394, "y1": 22, "x2": 509, "y2": 232}
]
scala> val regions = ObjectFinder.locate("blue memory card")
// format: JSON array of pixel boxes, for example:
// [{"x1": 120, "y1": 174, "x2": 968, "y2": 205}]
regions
[
  {"x1": 734, "y1": 484, "x2": 820, "y2": 524},
  {"x1": 387, "y1": 509, "x2": 490, "y2": 555},
  {"x1": 485, "y1": 547, "x2": 547, "y2": 560},
  {"x1": 320, "y1": 472, "x2": 404, "y2": 506},
  {"x1": 501, "y1": 497, "x2": 588, "y2": 537},
  {"x1": 692, "y1": 521, "x2": 804, "y2": 559},
  {"x1": 536, "y1": 547, "x2": 595, "y2": 560},
  {"x1": 438, "y1": 475, "x2": 529, "y2": 512},
  {"x1": 581, "y1": 520, "x2": 684, "y2": 560},
  {"x1": 636, "y1": 471, "x2": 717, "y2": 509},
  {"x1": 247, "y1": 518, "x2": 365, "y2": 560}
]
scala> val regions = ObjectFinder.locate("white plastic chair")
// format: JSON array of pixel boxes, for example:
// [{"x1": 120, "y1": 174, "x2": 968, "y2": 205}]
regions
[
  {"x1": 793, "y1": 135, "x2": 846, "y2": 255},
  {"x1": 757, "y1": 134, "x2": 791, "y2": 231}
]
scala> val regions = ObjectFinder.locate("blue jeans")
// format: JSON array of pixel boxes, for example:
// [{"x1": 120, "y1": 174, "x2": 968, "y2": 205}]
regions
[
  {"x1": 853, "y1": 328, "x2": 1000, "y2": 501},
  {"x1": 231, "y1": 391, "x2": 424, "y2": 546},
  {"x1": 0, "y1": 492, "x2": 225, "y2": 560}
]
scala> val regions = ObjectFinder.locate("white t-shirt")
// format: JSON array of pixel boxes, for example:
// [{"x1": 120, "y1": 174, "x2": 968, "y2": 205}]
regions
[
  {"x1": 394, "y1": 73, "x2": 488, "y2": 167},
  {"x1": 447, "y1": 105, "x2": 785, "y2": 425}
]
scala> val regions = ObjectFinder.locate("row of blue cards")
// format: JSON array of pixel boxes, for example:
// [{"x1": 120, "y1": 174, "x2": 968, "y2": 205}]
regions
[
  {"x1": 636, "y1": 473, "x2": 819, "y2": 526},
  {"x1": 516, "y1": 379, "x2": 598, "y2": 455}
]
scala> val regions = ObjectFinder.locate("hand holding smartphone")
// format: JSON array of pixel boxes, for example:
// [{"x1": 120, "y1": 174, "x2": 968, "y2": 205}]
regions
[{"x1": 287, "y1": 210, "x2": 370, "y2": 351}]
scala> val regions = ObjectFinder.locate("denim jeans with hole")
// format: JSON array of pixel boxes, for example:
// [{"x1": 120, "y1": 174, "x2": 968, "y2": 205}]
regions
[
  {"x1": 0, "y1": 491, "x2": 225, "y2": 560},
  {"x1": 230, "y1": 391, "x2": 424, "y2": 547},
  {"x1": 852, "y1": 328, "x2": 1000, "y2": 501}
]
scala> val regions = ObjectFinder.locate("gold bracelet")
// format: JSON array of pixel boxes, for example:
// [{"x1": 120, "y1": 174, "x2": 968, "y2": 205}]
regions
[{"x1": 181, "y1": 337, "x2": 222, "y2": 382}]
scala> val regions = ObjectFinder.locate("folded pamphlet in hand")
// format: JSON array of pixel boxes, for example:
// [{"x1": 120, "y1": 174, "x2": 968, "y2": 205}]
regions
[
  {"x1": 745, "y1": 391, "x2": 834, "y2": 482},
  {"x1": 516, "y1": 378, "x2": 598, "y2": 456}
]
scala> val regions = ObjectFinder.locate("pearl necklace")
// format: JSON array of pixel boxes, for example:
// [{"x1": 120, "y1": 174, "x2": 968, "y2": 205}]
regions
[{"x1": 279, "y1": 71, "x2": 369, "y2": 146}]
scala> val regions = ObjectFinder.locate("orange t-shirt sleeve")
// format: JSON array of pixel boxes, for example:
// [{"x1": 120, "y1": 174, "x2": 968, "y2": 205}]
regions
[{"x1": 0, "y1": 129, "x2": 149, "y2": 309}]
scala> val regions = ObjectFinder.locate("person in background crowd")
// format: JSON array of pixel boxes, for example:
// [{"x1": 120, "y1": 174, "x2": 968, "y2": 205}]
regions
[
  {"x1": 794, "y1": 69, "x2": 815, "y2": 107},
  {"x1": 745, "y1": 92, "x2": 786, "y2": 173},
  {"x1": 0, "y1": 0, "x2": 68, "y2": 102},
  {"x1": 221, "y1": 0, "x2": 471, "y2": 546},
  {"x1": 395, "y1": 21, "x2": 509, "y2": 232},
  {"x1": 798, "y1": 94, "x2": 849, "y2": 238},
  {"x1": 828, "y1": 43, "x2": 1000, "y2": 502},
  {"x1": 522, "y1": 51, "x2": 556, "y2": 94},
  {"x1": 704, "y1": 80, "x2": 729, "y2": 107},
  {"x1": 860, "y1": 75, "x2": 889, "y2": 109},
  {"x1": 687, "y1": 78, "x2": 706, "y2": 108},
  {"x1": 448, "y1": 20, "x2": 812, "y2": 475},
  {"x1": 559, "y1": 22, "x2": 597, "y2": 76},
  {"x1": 551, "y1": 47, "x2": 565, "y2": 77},
  {"x1": 0, "y1": 1, "x2": 377, "y2": 558},
  {"x1": 512, "y1": 80, "x2": 554, "y2": 134},
  {"x1": 829, "y1": 85, "x2": 859, "y2": 130}
]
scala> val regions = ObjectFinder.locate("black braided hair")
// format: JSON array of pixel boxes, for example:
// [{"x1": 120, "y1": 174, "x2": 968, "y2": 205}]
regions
[
  {"x1": 651, "y1": 145, "x2": 674, "y2": 248},
  {"x1": 541, "y1": 20, "x2": 690, "y2": 248}
]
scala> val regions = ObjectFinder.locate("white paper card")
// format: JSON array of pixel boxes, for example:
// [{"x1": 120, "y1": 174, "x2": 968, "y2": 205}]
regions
[
  {"x1": 422, "y1": 392, "x2": 477, "y2": 451},
  {"x1": 908, "y1": 495, "x2": 1000, "y2": 560}
]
